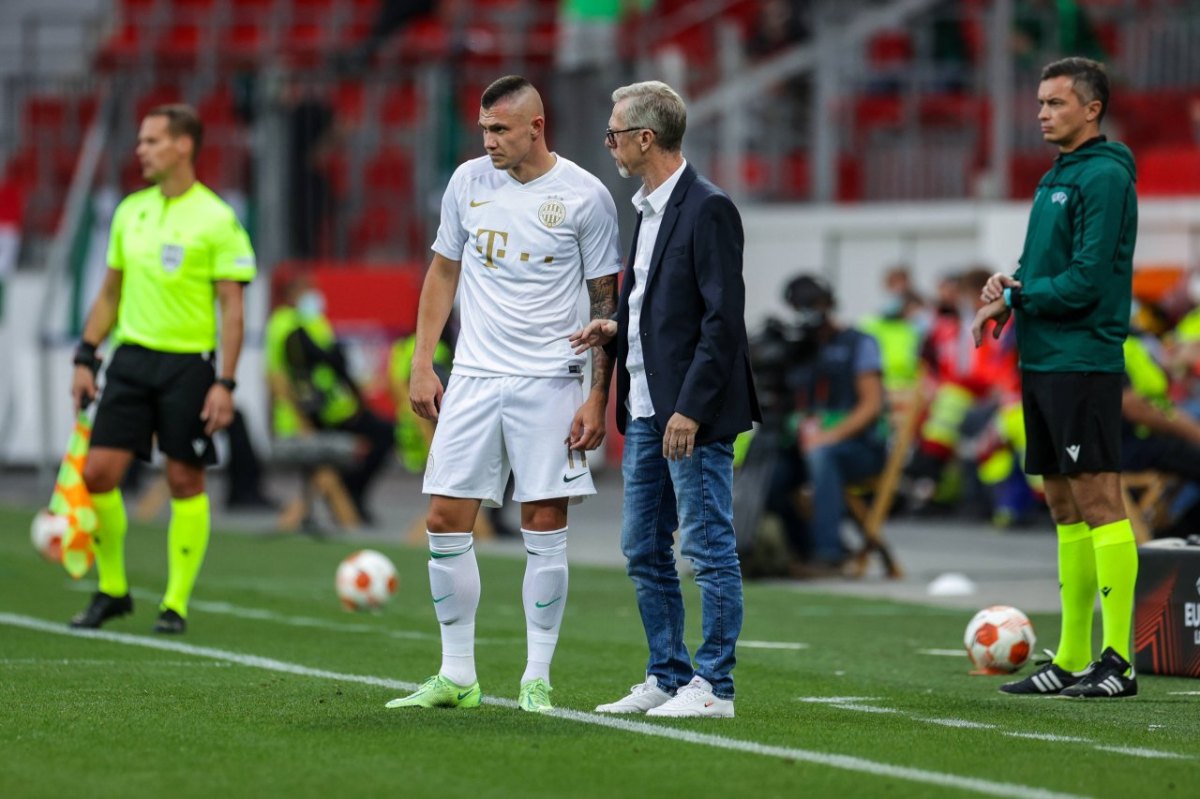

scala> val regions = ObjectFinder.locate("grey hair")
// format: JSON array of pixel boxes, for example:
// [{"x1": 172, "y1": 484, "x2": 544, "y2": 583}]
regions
[{"x1": 611, "y1": 81, "x2": 687, "y2": 152}]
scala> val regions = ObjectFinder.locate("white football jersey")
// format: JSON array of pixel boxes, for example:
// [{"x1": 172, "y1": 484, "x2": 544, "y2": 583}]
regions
[{"x1": 432, "y1": 154, "x2": 622, "y2": 377}]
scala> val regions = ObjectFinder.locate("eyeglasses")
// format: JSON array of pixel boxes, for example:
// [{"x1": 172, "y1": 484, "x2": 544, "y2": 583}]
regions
[{"x1": 605, "y1": 127, "x2": 652, "y2": 147}]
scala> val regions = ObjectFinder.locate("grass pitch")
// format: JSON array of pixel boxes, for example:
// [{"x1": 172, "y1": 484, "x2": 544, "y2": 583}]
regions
[{"x1": 1, "y1": 503, "x2": 1197, "y2": 799}]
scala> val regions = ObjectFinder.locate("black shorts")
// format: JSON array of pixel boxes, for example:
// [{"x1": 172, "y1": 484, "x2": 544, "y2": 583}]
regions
[
  {"x1": 1022, "y1": 370, "x2": 1122, "y2": 476},
  {"x1": 91, "y1": 344, "x2": 217, "y2": 466}
]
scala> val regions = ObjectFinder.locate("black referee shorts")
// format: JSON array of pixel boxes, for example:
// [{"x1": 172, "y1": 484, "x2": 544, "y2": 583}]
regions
[
  {"x1": 91, "y1": 344, "x2": 217, "y2": 466},
  {"x1": 1021, "y1": 370, "x2": 1123, "y2": 476}
]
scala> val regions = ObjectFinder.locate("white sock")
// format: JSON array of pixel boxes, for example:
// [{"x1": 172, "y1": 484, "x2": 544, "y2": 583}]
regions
[
  {"x1": 427, "y1": 531, "x2": 480, "y2": 686},
  {"x1": 521, "y1": 527, "x2": 568, "y2": 684}
]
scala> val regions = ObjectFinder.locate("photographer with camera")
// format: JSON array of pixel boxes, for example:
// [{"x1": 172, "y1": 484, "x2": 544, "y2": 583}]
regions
[{"x1": 759, "y1": 275, "x2": 886, "y2": 577}]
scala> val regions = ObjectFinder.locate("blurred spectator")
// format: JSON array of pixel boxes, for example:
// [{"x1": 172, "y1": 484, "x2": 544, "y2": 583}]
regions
[
  {"x1": 1120, "y1": 319, "x2": 1200, "y2": 536},
  {"x1": 861, "y1": 265, "x2": 925, "y2": 396},
  {"x1": 764, "y1": 274, "x2": 885, "y2": 576},
  {"x1": 223, "y1": 410, "x2": 277, "y2": 511},
  {"x1": 265, "y1": 273, "x2": 395, "y2": 522},
  {"x1": 908, "y1": 268, "x2": 1020, "y2": 513},
  {"x1": 389, "y1": 331, "x2": 452, "y2": 475},
  {"x1": 1011, "y1": 0, "x2": 1106, "y2": 67},
  {"x1": 337, "y1": 0, "x2": 438, "y2": 72},
  {"x1": 283, "y1": 82, "x2": 340, "y2": 260},
  {"x1": 745, "y1": 0, "x2": 810, "y2": 196},
  {"x1": 745, "y1": 0, "x2": 808, "y2": 59}
]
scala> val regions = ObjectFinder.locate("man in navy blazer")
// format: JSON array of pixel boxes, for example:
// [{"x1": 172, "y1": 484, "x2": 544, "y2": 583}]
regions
[{"x1": 570, "y1": 80, "x2": 760, "y2": 718}]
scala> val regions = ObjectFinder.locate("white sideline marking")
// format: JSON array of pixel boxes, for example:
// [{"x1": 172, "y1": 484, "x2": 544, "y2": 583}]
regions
[
  {"x1": 1005, "y1": 733, "x2": 1090, "y2": 744},
  {"x1": 916, "y1": 717, "x2": 997, "y2": 730},
  {"x1": 919, "y1": 648, "x2": 968, "y2": 657},
  {"x1": 739, "y1": 640, "x2": 809, "y2": 650},
  {"x1": 1, "y1": 612, "x2": 1087, "y2": 799},
  {"x1": 0, "y1": 658, "x2": 230, "y2": 668},
  {"x1": 1093, "y1": 745, "x2": 1191, "y2": 760},
  {"x1": 66, "y1": 584, "x2": 520, "y2": 646},
  {"x1": 794, "y1": 696, "x2": 1192, "y2": 761},
  {"x1": 1168, "y1": 691, "x2": 1200, "y2": 696}
]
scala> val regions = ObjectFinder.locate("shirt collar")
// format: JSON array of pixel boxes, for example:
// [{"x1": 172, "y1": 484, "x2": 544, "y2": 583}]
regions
[{"x1": 631, "y1": 159, "x2": 687, "y2": 216}]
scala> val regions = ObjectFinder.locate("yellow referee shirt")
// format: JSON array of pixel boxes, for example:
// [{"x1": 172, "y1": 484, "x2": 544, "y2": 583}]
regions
[{"x1": 106, "y1": 182, "x2": 256, "y2": 353}]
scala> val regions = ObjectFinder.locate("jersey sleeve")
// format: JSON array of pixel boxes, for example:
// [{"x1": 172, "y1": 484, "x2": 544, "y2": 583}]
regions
[
  {"x1": 431, "y1": 166, "x2": 468, "y2": 262},
  {"x1": 578, "y1": 182, "x2": 623, "y2": 279},
  {"x1": 105, "y1": 198, "x2": 130, "y2": 270},
  {"x1": 854, "y1": 331, "x2": 883, "y2": 375},
  {"x1": 211, "y1": 208, "x2": 257, "y2": 282}
]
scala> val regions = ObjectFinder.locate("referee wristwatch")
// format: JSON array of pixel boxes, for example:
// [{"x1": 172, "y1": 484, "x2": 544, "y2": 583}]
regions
[{"x1": 215, "y1": 377, "x2": 237, "y2": 392}]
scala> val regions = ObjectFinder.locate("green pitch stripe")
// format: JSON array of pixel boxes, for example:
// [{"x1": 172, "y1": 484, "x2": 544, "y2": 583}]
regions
[{"x1": 0, "y1": 612, "x2": 1089, "y2": 799}]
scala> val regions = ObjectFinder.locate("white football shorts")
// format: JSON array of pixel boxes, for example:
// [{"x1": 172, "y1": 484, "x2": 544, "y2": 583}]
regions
[{"x1": 423, "y1": 374, "x2": 596, "y2": 507}]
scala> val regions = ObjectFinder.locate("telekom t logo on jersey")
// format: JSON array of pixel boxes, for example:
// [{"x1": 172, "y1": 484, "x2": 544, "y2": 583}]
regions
[{"x1": 475, "y1": 228, "x2": 555, "y2": 269}]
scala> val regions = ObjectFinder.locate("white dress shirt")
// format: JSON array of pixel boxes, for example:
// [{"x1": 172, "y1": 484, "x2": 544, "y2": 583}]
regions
[{"x1": 626, "y1": 159, "x2": 687, "y2": 420}]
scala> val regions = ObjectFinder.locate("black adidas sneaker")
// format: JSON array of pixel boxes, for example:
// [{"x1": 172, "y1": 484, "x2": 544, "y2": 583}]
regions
[
  {"x1": 153, "y1": 608, "x2": 187, "y2": 635},
  {"x1": 1059, "y1": 647, "x2": 1138, "y2": 698},
  {"x1": 999, "y1": 660, "x2": 1087, "y2": 695},
  {"x1": 70, "y1": 591, "x2": 133, "y2": 629}
]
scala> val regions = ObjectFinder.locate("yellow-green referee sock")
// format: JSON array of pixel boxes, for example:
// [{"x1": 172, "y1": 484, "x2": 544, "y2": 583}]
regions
[
  {"x1": 1092, "y1": 519, "x2": 1138, "y2": 665},
  {"x1": 91, "y1": 489, "x2": 129, "y2": 598},
  {"x1": 1052, "y1": 521, "x2": 1095, "y2": 672},
  {"x1": 162, "y1": 493, "x2": 211, "y2": 618}
]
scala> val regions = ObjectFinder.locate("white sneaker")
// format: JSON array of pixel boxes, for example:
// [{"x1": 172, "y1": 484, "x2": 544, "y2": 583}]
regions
[
  {"x1": 594, "y1": 675, "x2": 672, "y2": 714},
  {"x1": 645, "y1": 676, "x2": 734, "y2": 718}
]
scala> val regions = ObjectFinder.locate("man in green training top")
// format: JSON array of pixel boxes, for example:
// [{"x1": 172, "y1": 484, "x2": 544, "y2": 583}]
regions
[
  {"x1": 973, "y1": 57, "x2": 1139, "y2": 698},
  {"x1": 69, "y1": 104, "x2": 256, "y2": 634}
]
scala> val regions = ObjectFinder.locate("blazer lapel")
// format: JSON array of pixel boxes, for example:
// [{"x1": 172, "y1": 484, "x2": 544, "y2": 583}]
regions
[{"x1": 644, "y1": 164, "x2": 696, "y2": 290}]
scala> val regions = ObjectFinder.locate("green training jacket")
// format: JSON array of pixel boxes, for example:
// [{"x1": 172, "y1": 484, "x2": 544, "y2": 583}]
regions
[{"x1": 1011, "y1": 137, "x2": 1137, "y2": 373}]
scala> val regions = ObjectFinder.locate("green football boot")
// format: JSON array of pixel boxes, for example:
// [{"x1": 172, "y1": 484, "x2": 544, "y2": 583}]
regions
[
  {"x1": 385, "y1": 674, "x2": 482, "y2": 709},
  {"x1": 518, "y1": 678, "x2": 553, "y2": 713}
]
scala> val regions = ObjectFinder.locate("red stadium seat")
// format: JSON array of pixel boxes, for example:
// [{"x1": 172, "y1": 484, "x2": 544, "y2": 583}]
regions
[
  {"x1": 379, "y1": 84, "x2": 419, "y2": 127},
  {"x1": 364, "y1": 149, "x2": 413, "y2": 193},
  {"x1": 1137, "y1": 146, "x2": 1200, "y2": 197}
]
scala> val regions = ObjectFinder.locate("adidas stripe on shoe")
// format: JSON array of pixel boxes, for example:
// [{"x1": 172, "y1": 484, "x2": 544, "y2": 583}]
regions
[
  {"x1": 1059, "y1": 647, "x2": 1138, "y2": 699},
  {"x1": 999, "y1": 661, "x2": 1086, "y2": 695}
]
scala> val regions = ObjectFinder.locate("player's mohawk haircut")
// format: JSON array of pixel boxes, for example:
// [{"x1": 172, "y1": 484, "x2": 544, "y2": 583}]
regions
[{"x1": 481, "y1": 75, "x2": 533, "y2": 110}]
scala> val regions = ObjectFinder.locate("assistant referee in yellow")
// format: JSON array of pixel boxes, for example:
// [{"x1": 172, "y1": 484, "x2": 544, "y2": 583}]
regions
[{"x1": 70, "y1": 104, "x2": 256, "y2": 634}]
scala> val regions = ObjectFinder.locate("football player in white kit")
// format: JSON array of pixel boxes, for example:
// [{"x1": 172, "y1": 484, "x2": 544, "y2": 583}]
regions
[{"x1": 386, "y1": 76, "x2": 621, "y2": 713}]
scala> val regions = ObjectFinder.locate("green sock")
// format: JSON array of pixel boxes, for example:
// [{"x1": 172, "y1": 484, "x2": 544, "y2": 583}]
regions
[
  {"x1": 1092, "y1": 519, "x2": 1138, "y2": 666},
  {"x1": 162, "y1": 494, "x2": 211, "y2": 618},
  {"x1": 1053, "y1": 521, "x2": 1095, "y2": 672},
  {"x1": 91, "y1": 489, "x2": 129, "y2": 598}
]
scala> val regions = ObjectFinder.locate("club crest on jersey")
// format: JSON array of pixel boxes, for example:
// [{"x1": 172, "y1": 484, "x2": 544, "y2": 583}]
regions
[
  {"x1": 1051, "y1": 191, "x2": 1068, "y2": 206},
  {"x1": 538, "y1": 199, "x2": 566, "y2": 228},
  {"x1": 161, "y1": 243, "x2": 185, "y2": 272}
]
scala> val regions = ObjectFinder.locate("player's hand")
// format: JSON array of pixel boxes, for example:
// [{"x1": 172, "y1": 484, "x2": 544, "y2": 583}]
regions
[
  {"x1": 663, "y1": 412, "x2": 700, "y2": 461},
  {"x1": 201, "y1": 382, "x2": 235, "y2": 435},
  {"x1": 981, "y1": 273, "x2": 1021, "y2": 303},
  {"x1": 971, "y1": 299, "x2": 1011, "y2": 347},
  {"x1": 71, "y1": 365, "x2": 97, "y2": 412},
  {"x1": 409, "y1": 365, "x2": 444, "y2": 422},
  {"x1": 568, "y1": 319, "x2": 617, "y2": 354},
  {"x1": 567, "y1": 392, "x2": 607, "y2": 451}
]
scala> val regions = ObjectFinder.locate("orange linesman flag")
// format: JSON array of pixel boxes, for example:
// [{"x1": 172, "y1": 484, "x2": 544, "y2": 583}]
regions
[{"x1": 47, "y1": 411, "x2": 97, "y2": 579}]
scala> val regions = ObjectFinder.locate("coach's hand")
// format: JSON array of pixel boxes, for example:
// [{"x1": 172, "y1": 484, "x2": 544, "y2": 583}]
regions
[
  {"x1": 409, "y1": 365, "x2": 444, "y2": 422},
  {"x1": 201, "y1": 382, "x2": 235, "y2": 435},
  {"x1": 971, "y1": 298, "x2": 1011, "y2": 348},
  {"x1": 567, "y1": 392, "x2": 606, "y2": 451},
  {"x1": 981, "y1": 272, "x2": 1021, "y2": 304},
  {"x1": 568, "y1": 319, "x2": 617, "y2": 354},
  {"x1": 663, "y1": 412, "x2": 700, "y2": 461},
  {"x1": 71, "y1": 365, "x2": 97, "y2": 412}
]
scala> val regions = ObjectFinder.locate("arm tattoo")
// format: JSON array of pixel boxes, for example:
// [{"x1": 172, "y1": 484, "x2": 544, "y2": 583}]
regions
[{"x1": 586, "y1": 274, "x2": 618, "y2": 393}]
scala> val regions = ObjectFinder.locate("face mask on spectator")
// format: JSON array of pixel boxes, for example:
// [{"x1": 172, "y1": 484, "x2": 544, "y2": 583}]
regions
[{"x1": 297, "y1": 290, "x2": 326, "y2": 320}]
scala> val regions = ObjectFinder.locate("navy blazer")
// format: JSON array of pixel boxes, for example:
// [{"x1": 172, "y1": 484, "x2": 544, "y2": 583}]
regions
[{"x1": 610, "y1": 163, "x2": 762, "y2": 445}]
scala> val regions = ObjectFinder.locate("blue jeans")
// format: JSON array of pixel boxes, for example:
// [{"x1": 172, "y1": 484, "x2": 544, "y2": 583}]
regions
[
  {"x1": 620, "y1": 417, "x2": 743, "y2": 700},
  {"x1": 805, "y1": 437, "x2": 886, "y2": 562}
]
